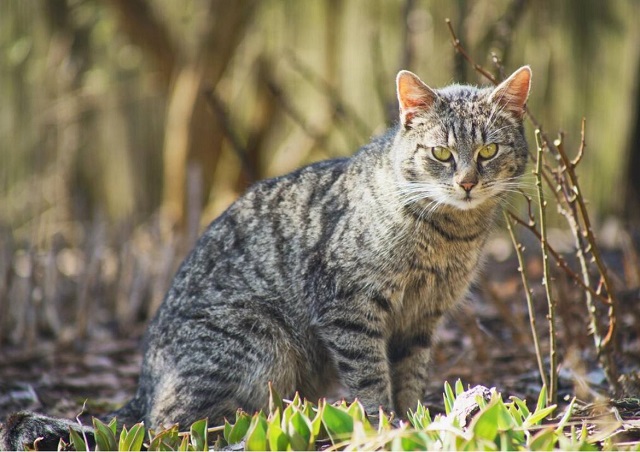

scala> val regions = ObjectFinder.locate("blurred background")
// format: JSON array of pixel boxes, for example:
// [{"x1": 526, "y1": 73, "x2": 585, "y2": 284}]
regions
[{"x1": 1, "y1": 0, "x2": 639, "y2": 349}]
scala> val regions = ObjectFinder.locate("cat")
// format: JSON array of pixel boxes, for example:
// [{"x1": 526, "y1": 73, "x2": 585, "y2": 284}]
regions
[{"x1": 1, "y1": 65, "x2": 531, "y2": 450}]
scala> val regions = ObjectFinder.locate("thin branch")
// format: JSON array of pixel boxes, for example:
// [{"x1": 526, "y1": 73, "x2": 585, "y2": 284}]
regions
[
  {"x1": 203, "y1": 89, "x2": 258, "y2": 184},
  {"x1": 445, "y1": 18, "x2": 497, "y2": 84},
  {"x1": 503, "y1": 209, "x2": 548, "y2": 390},
  {"x1": 534, "y1": 130, "x2": 557, "y2": 405},
  {"x1": 552, "y1": 118, "x2": 618, "y2": 350},
  {"x1": 507, "y1": 210, "x2": 610, "y2": 305}
]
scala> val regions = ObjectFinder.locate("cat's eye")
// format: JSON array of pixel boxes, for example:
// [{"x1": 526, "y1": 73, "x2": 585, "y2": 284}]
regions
[
  {"x1": 432, "y1": 146, "x2": 453, "y2": 162},
  {"x1": 478, "y1": 143, "x2": 498, "y2": 160}
]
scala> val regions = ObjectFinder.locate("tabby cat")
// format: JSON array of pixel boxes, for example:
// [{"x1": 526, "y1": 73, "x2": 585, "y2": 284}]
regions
[{"x1": 1, "y1": 66, "x2": 531, "y2": 450}]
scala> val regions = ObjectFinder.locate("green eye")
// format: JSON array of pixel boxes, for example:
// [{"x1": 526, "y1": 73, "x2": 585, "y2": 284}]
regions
[
  {"x1": 432, "y1": 146, "x2": 453, "y2": 162},
  {"x1": 478, "y1": 143, "x2": 498, "y2": 160}
]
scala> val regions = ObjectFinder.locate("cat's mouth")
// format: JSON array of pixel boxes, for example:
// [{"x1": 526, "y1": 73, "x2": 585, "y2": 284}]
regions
[{"x1": 448, "y1": 192, "x2": 487, "y2": 210}]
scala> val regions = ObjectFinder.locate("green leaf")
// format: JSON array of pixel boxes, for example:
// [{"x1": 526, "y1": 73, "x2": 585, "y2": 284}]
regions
[
  {"x1": 529, "y1": 427, "x2": 557, "y2": 450},
  {"x1": 93, "y1": 418, "x2": 118, "y2": 451},
  {"x1": 148, "y1": 424, "x2": 181, "y2": 451},
  {"x1": 524, "y1": 405, "x2": 556, "y2": 427},
  {"x1": 536, "y1": 385, "x2": 548, "y2": 413},
  {"x1": 302, "y1": 399, "x2": 314, "y2": 419},
  {"x1": 119, "y1": 422, "x2": 146, "y2": 451},
  {"x1": 506, "y1": 402, "x2": 523, "y2": 427},
  {"x1": 322, "y1": 403, "x2": 354, "y2": 444},
  {"x1": 346, "y1": 399, "x2": 374, "y2": 432},
  {"x1": 510, "y1": 396, "x2": 530, "y2": 420},
  {"x1": 377, "y1": 406, "x2": 391, "y2": 434},
  {"x1": 455, "y1": 379, "x2": 465, "y2": 397},
  {"x1": 390, "y1": 431, "x2": 429, "y2": 451},
  {"x1": 267, "y1": 411, "x2": 289, "y2": 451},
  {"x1": 470, "y1": 402, "x2": 500, "y2": 441},
  {"x1": 268, "y1": 382, "x2": 284, "y2": 415},
  {"x1": 223, "y1": 419, "x2": 233, "y2": 443},
  {"x1": 311, "y1": 402, "x2": 325, "y2": 438},
  {"x1": 291, "y1": 392, "x2": 302, "y2": 408},
  {"x1": 283, "y1": 402, "x2": 295, "y2": 426},
  {"x1": 443, "y1": 381, "x2": 456, "y2": 415},
  {"x1": 228, "y1": 412, "x2": 251, "y2": 445},
  {"x1": 107, "y1": 417, "x2": 118, "y2": 435},
  {"x1": 287, "y1": 409, "x2": 313, "y2": 450},
  {"x1": 554, "y1": 397, "x2": 576, "y2": 434},
  {"x1": 245, "y1": 413, "x2": 268, "y2": 451},
  {"x1": 495, "y1": 401, "x2": 516, "y2": 431},
  {"x1": 189, "y1": 418, "x2": 208, "y2": 451},
  {"x1": 68, "y1": 428, "x2": 87, "y2": 452}
]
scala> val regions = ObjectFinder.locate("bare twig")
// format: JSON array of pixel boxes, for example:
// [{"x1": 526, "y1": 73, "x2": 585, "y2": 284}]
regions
[
  {"x1": 504, "y1": 210, "x2": 548, "y2": 390},
  {"x1": 203, "y1": 89, "x2": 258, "y2": 184},
  {"x1": 554, "y1": 120, "x2": 618, "y2": 325},
  {"x1": 506, "y1": 210, "x2": 608, "y2": 303},
  {"x1": 445, "y1": 18, "x2": 498, "y2": 84},
  {"x1": 534, "y1": 130, "x2": 557, "y2": 405}
]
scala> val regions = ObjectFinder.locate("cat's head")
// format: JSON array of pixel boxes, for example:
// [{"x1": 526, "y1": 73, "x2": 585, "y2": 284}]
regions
[{"x1": 392, "y1": 66, "x2": 531, "y2": 211}]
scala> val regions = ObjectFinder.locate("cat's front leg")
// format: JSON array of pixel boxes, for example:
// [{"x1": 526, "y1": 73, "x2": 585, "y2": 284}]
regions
[
  {"x1": 314, "y1": 300, "x2": 393, "y2": 414},
  {"x1": 388, "y1": 321, "x2": 440, "y2": 417}
]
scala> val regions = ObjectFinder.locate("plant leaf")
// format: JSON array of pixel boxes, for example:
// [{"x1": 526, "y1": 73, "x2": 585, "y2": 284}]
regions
[
  {"x1": 529, "y1": 427, "x2": 557, "y2": 450},
  {"x1": 322, "y1": 403, "x2": 354, "y2": 444},
  {"x1": 245, "y1": 413, "x2": 268, "y2": 451},
  {"x1": 443, "y1": 381, "x2": 456, "y2": 415},
  {"x1": 93, "y1": 418, "x2": 118, "y2": 451},
  {"x1": 189, "y1": 418, "x2": 208, "y2": 451},
  {"x1": 524, "y1": 405, "x2": 556, "y2": 427},
  {"x1": 267, "y1": 412, "x2": 289, "y2": 451},
  {"x1": 470, "y1": 401, "x2": 500, "y2": 441},
  {"x1": 119, "y1": 422, "x2": 145, "y2": 451},
  {"x1": 68, "y1": 428, "x2": 87, "y2": 452},
  {"x1": 536, "y1": 385, "x2": 548, "y2": 413},
  {"x1": 268, "y1": 382, "x2": 284, "y2": 415},
  {"x1": 228, "y1": 412, "x2": 251, "y2": 445},
  {"x1": 287, "y1": 409, "x2": 313, "y2": 450}
]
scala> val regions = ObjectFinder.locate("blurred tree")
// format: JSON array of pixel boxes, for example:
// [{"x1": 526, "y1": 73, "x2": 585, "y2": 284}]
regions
[
  {"x1": 106, "y1": 0, "x2": 257, "y2": 232},
  {"x1": 623, "y1": 57, "x2": 640, "y2": 224}
]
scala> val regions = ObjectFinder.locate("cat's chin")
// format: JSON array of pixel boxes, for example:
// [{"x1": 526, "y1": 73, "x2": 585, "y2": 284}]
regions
[{"x1": 446, "y1": 196, "x2": 489, "y2": 211}]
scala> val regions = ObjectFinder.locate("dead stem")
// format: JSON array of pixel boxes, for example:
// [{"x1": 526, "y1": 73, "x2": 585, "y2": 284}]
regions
[
  {"x1": 534, "y1": 130, "x2": 558, "y2": 405},
  {"x1": 503, "y1": 209, "x2": 548, "y2": 390},
  {"x1": 445, "y1": 18, "x2": 498, "y2": 84}
]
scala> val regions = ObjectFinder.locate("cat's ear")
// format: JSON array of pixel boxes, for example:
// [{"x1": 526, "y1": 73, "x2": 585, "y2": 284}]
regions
[
  {"x1": 489, "y1": 66, "x2": 531, "y2": 117},
  {"x1": 396, "y1": 70, "x2": 438, "y2": 128}
]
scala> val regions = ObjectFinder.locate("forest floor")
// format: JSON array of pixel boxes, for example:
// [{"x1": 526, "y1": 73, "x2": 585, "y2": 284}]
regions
[{"x1": 1, "y1": 225, "x2": 640, "y2": 445}]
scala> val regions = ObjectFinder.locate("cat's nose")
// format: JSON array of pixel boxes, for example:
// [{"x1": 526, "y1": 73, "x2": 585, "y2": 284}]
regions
[{"x1": 459, "y1": 181, "x2": 476, "y2": 192}]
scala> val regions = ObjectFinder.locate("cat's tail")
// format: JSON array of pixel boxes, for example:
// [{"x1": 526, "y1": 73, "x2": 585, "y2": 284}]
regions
[
  {"x1": 0, "y1": 397, "x2": 145, "y2": 450},
  {"x1": 0, "y1": 411, "x2": 93, "y2": 451}
]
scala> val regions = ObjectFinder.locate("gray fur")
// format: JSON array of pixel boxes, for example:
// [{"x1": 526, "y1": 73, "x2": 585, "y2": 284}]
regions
[{"x1": 0, "y1": 67, "x2": 531, "y2": 449}]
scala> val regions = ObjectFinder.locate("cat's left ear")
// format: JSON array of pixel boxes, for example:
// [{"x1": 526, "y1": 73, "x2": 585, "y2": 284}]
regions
[
  {"x1": 489, "y1": 66, "x2": 531, "y2": 117},
  {"x1": 397, "y1": 70, "x2": 438, "y2": 128}
]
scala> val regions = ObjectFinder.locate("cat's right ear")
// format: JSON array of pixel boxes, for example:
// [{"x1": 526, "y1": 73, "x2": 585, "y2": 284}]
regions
[{"x1": 396, "y1": 70, "x2": 438, "y2": 129}]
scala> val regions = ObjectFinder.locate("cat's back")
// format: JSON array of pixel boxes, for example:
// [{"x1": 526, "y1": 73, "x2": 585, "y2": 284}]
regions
[{"x1": 163, "y1": 131, "x2": 396, "y2": 306}]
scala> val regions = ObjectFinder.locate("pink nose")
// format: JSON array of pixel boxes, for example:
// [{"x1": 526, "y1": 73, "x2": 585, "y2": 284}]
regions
[{"x1": 459, "y1": 181, "x2": 476, "y2": 192}]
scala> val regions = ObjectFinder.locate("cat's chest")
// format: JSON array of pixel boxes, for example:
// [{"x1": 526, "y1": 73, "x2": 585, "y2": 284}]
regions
[{"x1": 391, "y1": 228, "x2": 486, "y2": 314}]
